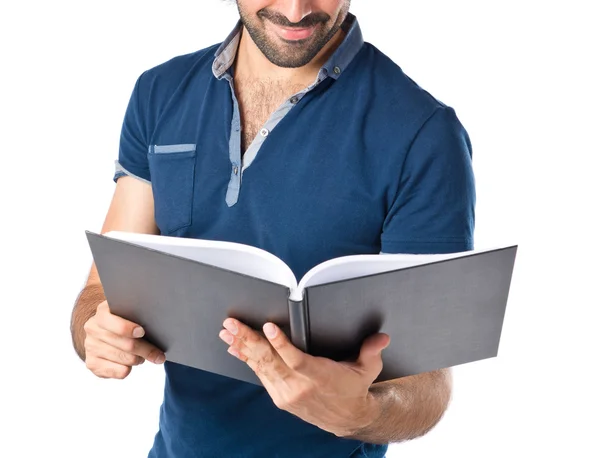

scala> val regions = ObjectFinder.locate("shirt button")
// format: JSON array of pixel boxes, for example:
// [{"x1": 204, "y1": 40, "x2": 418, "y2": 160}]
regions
[
  {"x1": 260, "y1": 128, "x2": 269, "y2": 137},
  {"x1": 290, "y1": 96, "x2": 299, "y2": 104},
  {"x1": 333, "y1": 66, "x2": 341, "y2": 75},
  {"x1": 233, "y1": 166, "x2": 239, "y2": 175}
]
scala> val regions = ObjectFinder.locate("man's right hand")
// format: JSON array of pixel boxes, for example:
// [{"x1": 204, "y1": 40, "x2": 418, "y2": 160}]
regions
[{"x1": 83, "y1": 300, "x2": 166, "y2": 379}]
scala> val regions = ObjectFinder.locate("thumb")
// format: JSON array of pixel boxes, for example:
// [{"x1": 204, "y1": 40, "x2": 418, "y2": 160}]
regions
[{"x1": 355, "y1": 333, "x2": 390, "y2": 376}]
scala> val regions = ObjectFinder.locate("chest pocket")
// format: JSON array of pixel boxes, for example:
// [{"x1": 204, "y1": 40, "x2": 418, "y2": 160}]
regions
[{"x1": 148, "y1": 144, "x2": 197, "y2": 235}]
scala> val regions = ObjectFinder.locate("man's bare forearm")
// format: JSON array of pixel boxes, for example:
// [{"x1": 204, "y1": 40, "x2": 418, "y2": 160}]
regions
[
  {"x1": 345, "y1": 368, "x2": 453, "y2": 444},
  {"x1": 70, "y1": 283, "x2": 106, "y2": 361}
]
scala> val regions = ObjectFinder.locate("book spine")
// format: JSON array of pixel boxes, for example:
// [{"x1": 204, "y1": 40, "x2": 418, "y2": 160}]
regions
[{"x1": 288, "y1": 295, "x2": 309, "y2": 353}]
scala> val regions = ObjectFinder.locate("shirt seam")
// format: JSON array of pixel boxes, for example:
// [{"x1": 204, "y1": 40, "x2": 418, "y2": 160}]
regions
[
  {"x1": 390, "y1": 106, "x2": 446, "y2": 209},
  {"x1": 381, "y1": 237, "x2": 473, "y2": 243}
]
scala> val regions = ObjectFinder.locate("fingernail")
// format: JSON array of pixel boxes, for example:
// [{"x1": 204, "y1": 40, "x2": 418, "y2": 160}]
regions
[
  {"x1": 155, "y1": 354, "x2": 165, "y2": 364},
  {"x1": 133, "y1": 327, "x2": 145, "y2": 338},
  {"x1": 224, "y1": 320, "x2": 238, "y2": 335},
  {"x1": 227, "y1": 347, "x2": 241, "y2": 359},
  {"x1": 220, "y1": 330, "x2": 234, "y2": 345},
  {"x1": 263, "y1": 323, "x2": 277, "y2": 339}
]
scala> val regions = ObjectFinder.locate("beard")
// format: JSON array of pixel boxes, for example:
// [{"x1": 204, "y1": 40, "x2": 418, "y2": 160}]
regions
[{"x1": 236, "y1": 1, "x2": 351, "y2": 68}]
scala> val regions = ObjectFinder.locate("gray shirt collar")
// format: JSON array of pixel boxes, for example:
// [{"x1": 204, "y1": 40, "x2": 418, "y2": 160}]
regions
[{"x1": 212, "y1": 12, "x2": 364, "y2": 80}]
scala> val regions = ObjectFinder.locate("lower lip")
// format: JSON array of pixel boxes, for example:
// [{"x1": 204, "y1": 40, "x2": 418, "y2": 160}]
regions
[{"x1": 276, "y1": 25, "x2": 316, "y2": 41}]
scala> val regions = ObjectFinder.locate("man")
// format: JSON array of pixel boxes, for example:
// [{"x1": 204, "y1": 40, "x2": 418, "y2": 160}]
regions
[{"x1": 70, "y1": 1, "x2": 475, "y2": 456}]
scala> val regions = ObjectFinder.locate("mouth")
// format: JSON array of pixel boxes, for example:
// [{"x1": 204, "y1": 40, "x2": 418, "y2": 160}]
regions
[{"x1": 270, "y1": 23, "x2": 317, "y2": 41}]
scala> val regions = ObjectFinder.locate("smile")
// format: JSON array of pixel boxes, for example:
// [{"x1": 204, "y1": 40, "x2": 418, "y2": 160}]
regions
[{"x1": 272, "y1": 24, "x2": 317, "y2": 41}]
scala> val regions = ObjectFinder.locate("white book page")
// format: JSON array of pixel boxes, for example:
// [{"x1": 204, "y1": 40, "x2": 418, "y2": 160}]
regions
[
  {"x1": 291, "y1": 249, "x2": 484, "y2": 301},
  {"x1": 103, "y1": 231, "x2": 297, "y2": 289}
]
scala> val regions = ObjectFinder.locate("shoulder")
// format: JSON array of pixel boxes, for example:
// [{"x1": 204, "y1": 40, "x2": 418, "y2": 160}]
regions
[
  {"x1": 127, "y1": 43, "x2": 221, "y2": 128},
  {"x1": 354, "y1": 42, "x2": 459, "y2": 131},
  {"x1": 134, "y1": 43, "x2": 221, "y2": 103},
  {"x1": 361, "y1": 42, "x2": 447, "y2": 108},
  {"x1": 144, "y1": 43, "x2": 219, "y2": 79}
]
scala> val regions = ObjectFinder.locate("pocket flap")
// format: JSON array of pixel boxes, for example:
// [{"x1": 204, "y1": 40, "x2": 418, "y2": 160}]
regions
[{"x1": 150, "y1": 144, "x2": 196, "y2": 154}]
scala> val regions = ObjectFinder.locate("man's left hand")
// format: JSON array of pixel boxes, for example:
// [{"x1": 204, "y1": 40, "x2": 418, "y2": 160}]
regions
[{"x1": 219, "y1": 318, "x2": 390, "y2": 437}]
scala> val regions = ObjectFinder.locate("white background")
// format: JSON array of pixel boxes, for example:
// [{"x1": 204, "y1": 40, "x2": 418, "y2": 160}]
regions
[{"x1": 1, "y1": 1, "x2": 599, "y2": 457}]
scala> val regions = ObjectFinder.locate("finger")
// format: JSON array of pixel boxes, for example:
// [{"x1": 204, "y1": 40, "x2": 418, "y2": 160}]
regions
[
  {"x1": 228, "y1": 342, "x2": 290, "y2": 385},
  {"x1": 355, "y1": 333, "x2": 390, "y2": 379},
  {"x1": 262, "y1": 323, "x2": 307, "y2": 372},
  {"x1": 222, "y1": 318, "x2": 262, "y2": 347},
  {"x1": 86, "y1": 304, "x2": 165, "y2": 363},
  {"x1": 85, "y1": 336, "x2": 145, "y2": 366},
  {"x1": 85, "y1": 355, "x2": 132, "y2": 380},
  {"x1": 221, "y1": 319, "x2": 292, "y2": 382},
  {"x1": 95, "y1": 301, "x2": 146, "y2": 338},
  {"x1": 222, "y1": 331, "x2": 270, "y2": 371},
  {"x1": 92, "y1": 326, "x2": 165, "y2": 364}
]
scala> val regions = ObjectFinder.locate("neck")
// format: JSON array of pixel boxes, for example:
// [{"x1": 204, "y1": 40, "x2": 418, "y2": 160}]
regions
[{"x1": 234, "y1": 27, "x2": 346, "y2": 84}]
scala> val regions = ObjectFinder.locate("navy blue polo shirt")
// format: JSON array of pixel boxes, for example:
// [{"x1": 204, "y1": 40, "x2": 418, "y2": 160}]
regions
[{"x1": 113, "y1": 13, "x2": 475, "y2": 458}]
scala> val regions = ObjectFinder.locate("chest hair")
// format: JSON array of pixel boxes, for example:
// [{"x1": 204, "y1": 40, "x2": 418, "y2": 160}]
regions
[{"x1": 235, "y1": 78, "x2": 305, "y2": 153}]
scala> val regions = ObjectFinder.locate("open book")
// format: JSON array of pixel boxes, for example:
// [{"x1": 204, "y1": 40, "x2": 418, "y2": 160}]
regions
[{"x1": 86, "y1": 230, "x2": 517, "y2": 385}]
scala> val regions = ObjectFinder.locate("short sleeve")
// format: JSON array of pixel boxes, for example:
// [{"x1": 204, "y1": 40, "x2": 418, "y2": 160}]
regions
[
  {"x1": 381, "y1": 106, "x2": 476, "y2": 254},
  {"x1": 113, "y1": 72, "x2": 151, "y2": 184}
]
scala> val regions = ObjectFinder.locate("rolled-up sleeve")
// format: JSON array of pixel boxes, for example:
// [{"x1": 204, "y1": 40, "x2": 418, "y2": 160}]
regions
[{"x1": 113, "y1": 72, "x2": 151, "y2": 184}]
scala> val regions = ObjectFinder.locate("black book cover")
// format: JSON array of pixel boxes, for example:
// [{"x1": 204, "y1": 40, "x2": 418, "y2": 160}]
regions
[{"x1": 86, "y1": 231, "x2": 517, "y2": 385}]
